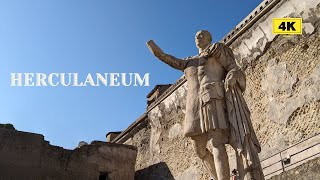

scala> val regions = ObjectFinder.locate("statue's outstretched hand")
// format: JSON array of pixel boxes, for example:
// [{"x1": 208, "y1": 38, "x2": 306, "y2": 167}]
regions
[
  {"x1": 146, "y1": 40, "x2": 165, "y2": 59},
  {"x1": 146, "y1": 40, "x2": 186, "y2": 71}
]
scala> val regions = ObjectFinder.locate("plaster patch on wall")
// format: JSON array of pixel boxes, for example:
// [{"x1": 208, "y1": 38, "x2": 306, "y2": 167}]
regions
[
  {"x1": 262, "y1": 60, "x2": 297, "y2": 98},
  {"x1": 244, "y1": 27, "x2": 265, "y2": 52},
  {"x1": 262, "y1": 61, "x2": 320, "y2": 125},
  {"x1": 303, "y1": 23, "x2": 315, "y2": 34},
  {"x1": 149, "y1": 106, "x2": 163, "y2": 120},
  {"x1": 168, "y1": 123, "x2": 182, "y2": 140},
  {"x1": 163, "y1": 83, "x2": 187, "y2": 110},
  {"x1": 175, "y1": 166, "x2": 201, "y2": 180},
  {"x1": 149, "y1": 128, "x2": 161, "y2": 164}
]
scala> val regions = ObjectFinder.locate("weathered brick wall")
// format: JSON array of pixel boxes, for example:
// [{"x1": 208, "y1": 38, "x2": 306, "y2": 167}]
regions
[{"x1": 126, "y1": 0, "x2": 320, "y2": 179}]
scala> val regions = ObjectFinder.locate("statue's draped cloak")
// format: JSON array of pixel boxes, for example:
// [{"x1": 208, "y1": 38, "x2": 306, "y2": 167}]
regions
[{"x1": 208, "y1": 44, "x2": 262, "y2": 151}]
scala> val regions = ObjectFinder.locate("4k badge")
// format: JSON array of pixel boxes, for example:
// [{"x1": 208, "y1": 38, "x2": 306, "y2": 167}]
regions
[{"x1": 272, "y1": 18, "x2": 302, "y2": 34}]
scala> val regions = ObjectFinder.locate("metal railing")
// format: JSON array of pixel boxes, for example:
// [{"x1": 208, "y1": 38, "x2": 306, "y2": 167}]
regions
[{"x1": 261, "y1": 134, "x2": 320, "y2": 178}]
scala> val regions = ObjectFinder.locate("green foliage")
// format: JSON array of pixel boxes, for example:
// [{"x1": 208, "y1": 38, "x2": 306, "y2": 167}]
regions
[{"x1": 0, "y1": 123, "x2": 16, "y2": 130}]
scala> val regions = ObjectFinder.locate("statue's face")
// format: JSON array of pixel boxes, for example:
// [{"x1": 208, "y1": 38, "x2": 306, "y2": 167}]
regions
[{"x1": 195, "y1": 31, "x2": 211, "y2": 49}]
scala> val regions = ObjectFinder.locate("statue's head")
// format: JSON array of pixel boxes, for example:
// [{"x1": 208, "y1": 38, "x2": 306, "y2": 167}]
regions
[{"x1": 195, "y1": 30, "x2": 212, "y2": 49}]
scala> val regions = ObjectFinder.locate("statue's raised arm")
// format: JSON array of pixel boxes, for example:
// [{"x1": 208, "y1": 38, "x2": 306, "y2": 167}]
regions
[{"x1": 146, "y1": 40, "x2": 187, "y2": 71}]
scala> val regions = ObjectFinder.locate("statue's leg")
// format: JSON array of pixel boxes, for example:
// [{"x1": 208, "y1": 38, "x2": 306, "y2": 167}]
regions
[
  {"x1": 191, "y1": 134, "x2": 217, "y2": 180},
  {"x1": 208, "y1": 130, "x2": 230, "y2": 180}
]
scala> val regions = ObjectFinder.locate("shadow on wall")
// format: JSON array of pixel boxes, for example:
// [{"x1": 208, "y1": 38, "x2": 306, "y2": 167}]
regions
[{"x1": 135, "y1": 162, "x2": 174, "y2": 180}]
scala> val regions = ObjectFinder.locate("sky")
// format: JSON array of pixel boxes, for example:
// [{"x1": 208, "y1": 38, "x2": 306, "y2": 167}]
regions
[{"x1": 0, "y1": 0, "x2": 262, "y2": 149}]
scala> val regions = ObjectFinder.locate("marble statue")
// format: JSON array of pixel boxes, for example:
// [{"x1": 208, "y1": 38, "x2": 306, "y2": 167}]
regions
[{"x1": 147, "y1": 30, "x2": 264, "y2": 180}]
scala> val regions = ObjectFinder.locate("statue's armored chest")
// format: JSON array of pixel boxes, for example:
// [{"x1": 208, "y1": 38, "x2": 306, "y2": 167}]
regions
[
  {"x1": 197, "y1": 57, "x2": 224, "y2": 80},
  {"x1": 184, "y1": 59, "x2": 200, "y2": 92}
]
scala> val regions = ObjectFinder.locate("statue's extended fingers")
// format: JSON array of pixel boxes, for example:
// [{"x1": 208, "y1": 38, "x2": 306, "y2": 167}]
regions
[{"x1": 146, "y1": 40, "x2": 165, "y2": 57}]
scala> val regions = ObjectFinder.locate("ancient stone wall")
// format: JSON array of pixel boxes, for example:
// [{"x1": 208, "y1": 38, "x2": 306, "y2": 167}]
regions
[
  {"x1": 230, "y1": 0, "x2": 320, "y2": 160},
  {"x1": 0, "y1": 128, "x2": 137, "y2": 180},
  {"x1": 119, "y1": 0, "x2": 320, "y2": 179}
]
